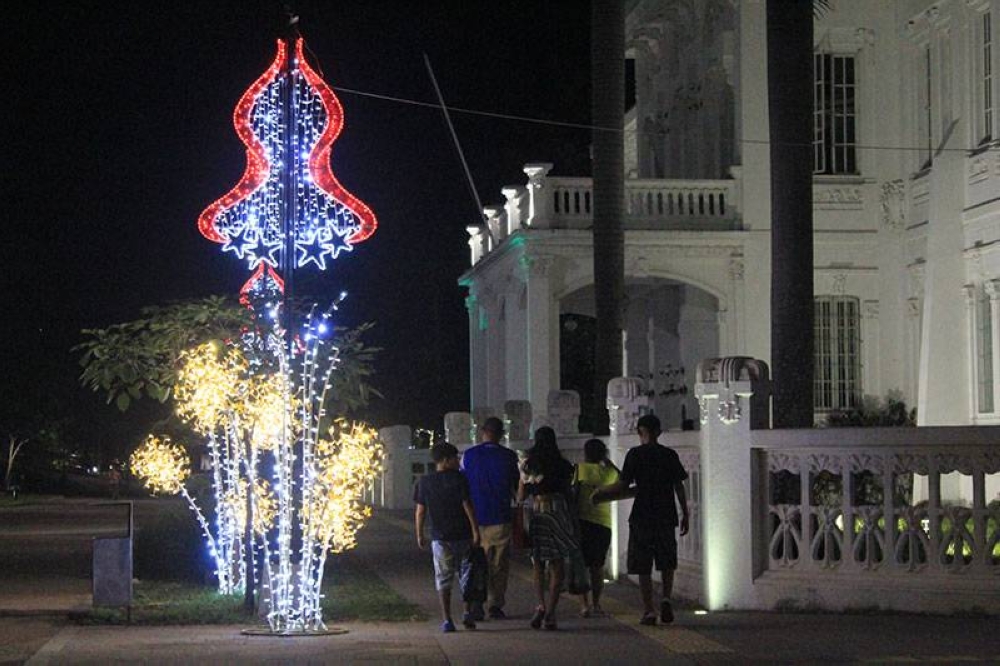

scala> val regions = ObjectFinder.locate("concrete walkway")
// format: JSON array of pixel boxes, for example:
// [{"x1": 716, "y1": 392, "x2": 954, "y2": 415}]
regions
[{"x1": 8, "y1": 508, "x2": 1000, "y2": 664}]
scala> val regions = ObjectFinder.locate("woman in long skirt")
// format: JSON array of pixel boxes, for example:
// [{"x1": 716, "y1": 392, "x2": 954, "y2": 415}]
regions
[{"x1": 518, "y1": 426, "x2": 577, "y2": 630}]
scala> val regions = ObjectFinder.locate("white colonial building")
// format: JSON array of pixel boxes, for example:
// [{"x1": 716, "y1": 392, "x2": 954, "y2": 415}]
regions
[{"x1": 459, "y1": 0, "x2": 1000, "y2": 430}]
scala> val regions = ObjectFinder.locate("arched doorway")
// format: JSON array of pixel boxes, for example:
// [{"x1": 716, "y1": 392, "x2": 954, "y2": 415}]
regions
[{"x1": 560, "y1": 278, "x2": 720, "y2": 431}]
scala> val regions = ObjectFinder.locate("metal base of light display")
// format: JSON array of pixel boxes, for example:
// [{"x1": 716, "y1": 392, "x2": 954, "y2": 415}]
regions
[{"x1": 240, "y1": 626, "x2": 349, "y2": 637}]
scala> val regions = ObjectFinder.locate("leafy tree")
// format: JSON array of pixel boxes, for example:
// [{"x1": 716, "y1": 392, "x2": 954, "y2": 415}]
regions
[
  {"x1": 75, "y1": 296, "x2": 380, "y2": 417},
  {"x1": 75, "y1": 297, "x2": 253, "y2": 412}
]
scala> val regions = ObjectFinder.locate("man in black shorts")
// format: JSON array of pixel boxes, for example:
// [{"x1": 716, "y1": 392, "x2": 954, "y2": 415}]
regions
[{"x1": 593, "y1": 414, "x2": 689, "y2": 625}]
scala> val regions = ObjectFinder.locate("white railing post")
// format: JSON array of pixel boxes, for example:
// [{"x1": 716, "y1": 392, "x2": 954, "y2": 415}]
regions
[
  {"x1": 444, "y1": 412, "x2": 474, "y2": 450},
  {"x1": 484, "y1": 205, "x2": 504, "y2": 245},
  {"x1": 523, "y1": 162, "x2": 554, "y2": 228},
  {"x1": 694, "y1": 357, "x2": 771, "y2": 610},
  {"x1": 606, "y1": 377, "x2": 647, "y2": 582},
  {"x1": 378, "y1": 425, "x2": 413, "y2": 510},
  {"x1": 466, "y1": 225, "x2": 486, "y2": 265},
  {"x1": 502, "y1": 185, "x2": 526, "y2": 234}
]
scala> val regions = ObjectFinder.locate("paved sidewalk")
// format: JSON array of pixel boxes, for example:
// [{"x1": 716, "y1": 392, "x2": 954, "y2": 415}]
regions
[{"x1": 10, "y1": 509, "x2": 1000, "y2": 664}]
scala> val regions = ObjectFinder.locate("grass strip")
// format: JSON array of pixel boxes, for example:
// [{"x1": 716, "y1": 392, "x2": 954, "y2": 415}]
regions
[{"x1": 77, "y1": 554, "x2": 424, "y2": 625}]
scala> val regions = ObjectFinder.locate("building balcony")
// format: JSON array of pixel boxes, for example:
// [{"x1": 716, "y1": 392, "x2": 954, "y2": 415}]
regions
[{"x1": 466, "y1": 162, "x2": 742, "y2": 266}]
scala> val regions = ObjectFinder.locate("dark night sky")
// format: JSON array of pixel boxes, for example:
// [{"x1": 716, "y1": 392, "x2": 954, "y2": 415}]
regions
[{"x1": 2, "y1": 1, "x2": 591, "y2": 454}]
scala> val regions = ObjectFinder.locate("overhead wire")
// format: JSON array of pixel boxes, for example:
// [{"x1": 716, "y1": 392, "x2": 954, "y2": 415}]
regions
[{"x1": 329, "y1": 83, "x2": 998, "y2": 155}]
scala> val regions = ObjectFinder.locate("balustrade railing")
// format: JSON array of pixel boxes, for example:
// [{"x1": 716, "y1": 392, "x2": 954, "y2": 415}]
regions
[
  {"x1": 758, "y1": 429, "x2": 1000, "y2": 581},
  {"x1": 549, "y1": 177, "x2": 738, "y2": 230},
  {"x1": 676, "y1": 445, "x2": 702, "y2": 565},
  {"x1": 466, "y1": 164, "x2": 741, "y2": 265}
]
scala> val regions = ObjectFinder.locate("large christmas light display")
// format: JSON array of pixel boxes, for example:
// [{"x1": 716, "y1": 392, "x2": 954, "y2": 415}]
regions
[
  {"x1": 197, "y1": 36, "x2": 377, "y2": 298},
  {"x1": 135, "y1": 25, "x2": 386, "y2": 633}
]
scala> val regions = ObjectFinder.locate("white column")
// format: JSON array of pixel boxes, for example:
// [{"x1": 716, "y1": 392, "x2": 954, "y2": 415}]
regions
[
  {"x1": 505, "y1": 282, "x2": 528, "y2": 400},
  {"x1": 378, "y1": 425, "x2": 413, "y2": 510},
  {"x1": 905, "y1": 297, "x2": 922, "y2": 406},
  {"x1": 727, "y1": 257, "x2": 746, "y2": 355},
  {"x1": 987, "y1": 280, "x2": 1000, "y2": 412},
  {"x1": 915, "y1": 134, "x2": 969, "y2": 424},
  {"x1": 694, "y1": 359, "x2": 770, "y2": 610},
  {"x1": 465, "y1": 291, "x2": 487, "y2": 410},
  {"x1": 963, "y1": 284, "x2": 977, "y2": 422},
  {"x1": 483, "y1": 290, "x2": 507, "y2": 410},
  {"x1": 861, "y1": 300, "x2": 880, "y2": 398},
  {"x1": 521, "y1": 254, "x2": 558, "y2": 418}
]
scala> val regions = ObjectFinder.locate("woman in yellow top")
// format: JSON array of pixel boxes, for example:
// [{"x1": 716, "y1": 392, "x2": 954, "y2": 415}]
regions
[{"x1": 573, "y1": 438, "x2": 620, "y2": 617}]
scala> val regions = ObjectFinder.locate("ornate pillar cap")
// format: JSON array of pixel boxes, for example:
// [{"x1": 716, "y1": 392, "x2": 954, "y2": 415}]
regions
[{"x1": 523, "y1": 162, "x2": 554, "y2": 179}]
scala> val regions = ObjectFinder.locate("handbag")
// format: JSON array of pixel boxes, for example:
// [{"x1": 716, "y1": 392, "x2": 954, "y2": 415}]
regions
[{"x1": 460, "y1": 546, "x2": 488, "y2": 603}]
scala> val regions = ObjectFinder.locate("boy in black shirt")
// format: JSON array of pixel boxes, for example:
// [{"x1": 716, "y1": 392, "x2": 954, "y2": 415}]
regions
[
  {"x1": 415, "y1": 442, "x2": 481, "y2": 632},
  {"x1": 593, "y1": 414, "x2": 689, "y2": 625}
]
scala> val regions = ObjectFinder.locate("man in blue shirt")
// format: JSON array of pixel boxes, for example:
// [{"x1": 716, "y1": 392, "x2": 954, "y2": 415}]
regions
[{"x1": 460, "y1": 416, "x2": 519, "y2": 620}]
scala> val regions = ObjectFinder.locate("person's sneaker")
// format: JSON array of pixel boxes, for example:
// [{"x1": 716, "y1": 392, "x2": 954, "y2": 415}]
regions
[
  {"x1": 579, "y1": 606, "x2": 592, "y2": 618},
  {"x1": 462, "y1": 612, "x2": 476, "y2": 630},
  {"x1": 639, "y1": 612, "x2": 658, "y2": 626},
  {"x1": 660, "y1": 600, "x2": 674, "y2": 624},
  {"x1": 487, "y1": 606, "x2": 506, "y2": 620},
  {"x1": 470, "y1": 603, "x2": 485, "y2": 622},
  {"x1": 530, "y1": 606, "x2": 545, "y2": 629},
  {"x1": 590, "y1": 604, "x2": 606, "y2": 618},
  {"x1": 441, "y1": 619, "x2": 456, "y2": 633}
]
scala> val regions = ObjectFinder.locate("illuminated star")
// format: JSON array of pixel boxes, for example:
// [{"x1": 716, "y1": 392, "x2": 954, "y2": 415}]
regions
[
  {"x1": 223, "y1": 229, "x2": 261, "y2": 262},
  {"x1": 326, "y1": 226, "x2": 355, "y2": 260},
  {"x1": 296, "y1": 230, "x2": 333, "y2": 270}
]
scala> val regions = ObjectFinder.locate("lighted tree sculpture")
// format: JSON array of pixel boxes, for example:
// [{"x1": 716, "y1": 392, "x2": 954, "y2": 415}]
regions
[
  {"x1": 196, "y1": 35, "x2": 377, "y2": 300},
  {"x1": 192, "y1": 21, "x2": 384, "y2": 633},
  {"x1": 129, "y1": 332, "x2": 384, "y2": 619}
]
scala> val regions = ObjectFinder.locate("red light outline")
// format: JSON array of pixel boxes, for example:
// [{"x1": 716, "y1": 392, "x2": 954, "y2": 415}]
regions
[
  {"x1": 197, "y1": 40, "x2": 287, "y2": 244},
  {"x1": 239, "y1": 263, "x2": 286, "y2": 307},
  {"x1": 295, "y1": 39, "x2": 378, "y2": 245}
]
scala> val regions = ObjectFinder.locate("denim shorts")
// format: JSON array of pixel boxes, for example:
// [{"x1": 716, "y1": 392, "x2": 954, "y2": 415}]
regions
[{"x1": 432, "y1": 539, "x2": 472, "y2": 591}]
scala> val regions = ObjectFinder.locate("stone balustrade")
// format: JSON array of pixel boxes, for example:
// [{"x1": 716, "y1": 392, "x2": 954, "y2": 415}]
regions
[
  {"x1": 466, "y1": 163, "x2": 741, "y2": 265},
  {"x1": 375, "y1": 359, "x2": 1000, "y2": 614},
  {"x1": 755, "y1": 427, "x2": 1000, "y2": 612}
]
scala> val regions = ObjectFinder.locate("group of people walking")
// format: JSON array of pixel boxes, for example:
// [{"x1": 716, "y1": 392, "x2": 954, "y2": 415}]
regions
[{"x1": 413, "y1": 413, "x2": 690, "y2": 633}]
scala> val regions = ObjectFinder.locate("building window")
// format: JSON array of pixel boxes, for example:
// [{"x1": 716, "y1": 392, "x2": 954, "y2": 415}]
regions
[
  {"x1": 814, "y1": 53, "x2": 858, "y2": 175},
  {"x1": 815, "y1": 296, "x2": 861, "y2": 411},
  {"x1": 977, "y1": 285, "x2": 994, "y2": 413},
  {"x1": 982, "y1": 12, "x2": 994, "y2": 144}
]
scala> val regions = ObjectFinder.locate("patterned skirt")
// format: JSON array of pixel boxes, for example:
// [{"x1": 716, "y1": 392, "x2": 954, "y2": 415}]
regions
[{"x1": 528, "y1": 494, "x2": 579, "y2": 562}]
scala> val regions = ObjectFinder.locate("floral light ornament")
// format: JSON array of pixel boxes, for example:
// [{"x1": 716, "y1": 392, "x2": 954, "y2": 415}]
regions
[
  {"x1": 225, "y1": 478, "x2": 280, "y2": 537},
  {"x1": 129, "y1": 434, "x2": 190, "y2": 495},
  {"x1": 306, "y1": 421, "x2": 384, "y2": 553},
  {"x1": 174, "y1": 342, "x2": 248, "y2": 434},
  {"x1": 130, "y1": 435, "x2": 240, "y2": 593}
]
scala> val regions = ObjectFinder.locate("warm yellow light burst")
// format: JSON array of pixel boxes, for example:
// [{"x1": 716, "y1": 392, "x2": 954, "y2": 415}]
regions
[
  {"x1": 175, "y1": 342, "x2": 247, "y2": 433},
  {"x1": 129, "y1": 434, "x2": 191, "y2": 495},
  {"x1": 224, "y1": 478, "x2": 278, "y2": 535},
  {"x1": 305, "y1": 421, "x2": 384, "y2": 553},
  {"x1": 245, "y1": 373, "x2": 291, "y2": 451}
]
